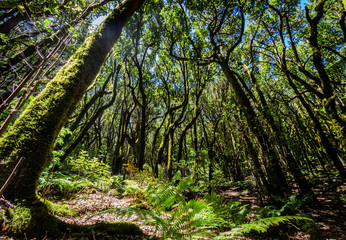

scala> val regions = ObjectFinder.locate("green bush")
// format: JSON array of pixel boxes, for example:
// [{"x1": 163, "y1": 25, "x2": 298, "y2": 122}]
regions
[
  {"x1": 38, "y1": 150, "x2": 113, "y2": 197},
  {"x1": 65, "y1": 150, "x2": 111, "y2": 181}
]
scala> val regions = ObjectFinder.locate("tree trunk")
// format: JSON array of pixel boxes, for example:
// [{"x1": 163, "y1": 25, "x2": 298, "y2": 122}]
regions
[
  {"x1": 220, "y1": 62, "x2": 290, "y2": 197},
  {"x1": 138, "y1": 77, "x2": 147, "y2": 171},
  {"x1": 112, "y1": 107, "x2": 131, "y2": 174},
  {"x1": 167, "y1": 130, "x2": 174, "y2": 179},
  {"x1": 243, "y1": 67, "x2": 313, "y2": 195},
  {"x1": 0, "y1": 0, "x2": 145, "y2": 201},
  {"x1": 306, "y1": 3, "x2": 346, "y2": 148},
  {"x1": 285, "y1": 74, "x2": 346, "y2": 179}
]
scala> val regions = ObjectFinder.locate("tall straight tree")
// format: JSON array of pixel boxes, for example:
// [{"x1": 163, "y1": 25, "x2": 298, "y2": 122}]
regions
[{"x1": 0, "y1": 0, "x2": 145, "y2": 202}]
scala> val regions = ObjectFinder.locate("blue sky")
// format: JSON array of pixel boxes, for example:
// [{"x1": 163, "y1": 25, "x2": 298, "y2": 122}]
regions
[
  {"x1": 92, "y1": 0, "x2": 310, "y2": 28},
  {"x1": 300, "y1": 0, "x2": 309, "y2": 8},
  {"x1": 91, "y1": 15, "x2": 107, "y2": 29}
]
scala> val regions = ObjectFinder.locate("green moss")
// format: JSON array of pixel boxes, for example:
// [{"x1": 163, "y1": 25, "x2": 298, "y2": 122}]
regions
[
  {"x1": 6, "y1": 201, "x2": 69, "y2": 238},
  {"x1": 5, "y1": 199, "x2": 143, "y2": 239},
  {"x1": 43, "y1": 199, "x2": 78, "y2": 217},
  {"x1": 7, "y1": 204, "x2": 31, "y2": 234}
]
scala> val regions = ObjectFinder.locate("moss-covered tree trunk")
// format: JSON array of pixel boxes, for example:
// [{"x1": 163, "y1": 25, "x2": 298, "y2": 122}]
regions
[
  {"x1": 220, "y1": 61, "x2": 291, "y2": 198},
  {"x1": 0, "y1": 0, "x2": 145, "y2": 201}
]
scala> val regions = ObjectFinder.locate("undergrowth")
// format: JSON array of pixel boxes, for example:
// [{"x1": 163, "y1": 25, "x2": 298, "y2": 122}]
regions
[
  {"x1": 95, "y1": 164, "x2": 315, "y2": 239},
  {"x1": 38, "y1": 150, "x2": 114, "y2": 198}
]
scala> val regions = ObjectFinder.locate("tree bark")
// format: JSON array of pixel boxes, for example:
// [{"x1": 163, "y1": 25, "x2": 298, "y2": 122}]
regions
[
  {"x1": 305, "y1": 3, "x2": 346, "y2": 147},
  {"x1": 220, "y1": 62, "x2": 290, "y2": 197},
  {"x1": 0, "y1": 0, "x2": 145, "y2": 201}
]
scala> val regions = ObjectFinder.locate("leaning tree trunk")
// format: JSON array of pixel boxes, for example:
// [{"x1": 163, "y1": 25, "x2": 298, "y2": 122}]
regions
[
  {"x1": 220, "y1": 62, "x2": 291, "y2": 197},
  {"x1": 0, "y1": 0, "x2": 145, "y2": 201}
]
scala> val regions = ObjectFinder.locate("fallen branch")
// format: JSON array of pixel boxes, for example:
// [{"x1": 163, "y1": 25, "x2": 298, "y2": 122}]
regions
[{"x1": 0, "y1": 157, "x2": 25, "y2": 196}]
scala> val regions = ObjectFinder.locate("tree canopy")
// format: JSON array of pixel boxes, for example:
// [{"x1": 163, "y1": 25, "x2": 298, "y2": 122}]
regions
[{"x1": 0, "y1": 0, "x2": 345, "y2": 239}]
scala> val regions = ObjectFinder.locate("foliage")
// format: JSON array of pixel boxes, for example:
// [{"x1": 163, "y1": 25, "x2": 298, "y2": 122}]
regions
[
  {"x1": 1, "y1": 0, "x2": 344, "y2": 238},
  {"x1": 216, "y1": 215, "x2": 314, "y2": 239},
  {"x1": 38, "y1": 151, "x2": 114, "y2": 197},
  {"x1": 204, "y1": 192, "x2": 249, "y2": 229},
  {"x1": 95, "y1": 166, "x2": 314, "y2": 239},
  {"x1": 38, "y1": 172, "x2": 93, "y2": 197},
  {"x1": 96, "y1": 165, "x2": 222, "y2": 239},
  {"x1": 124, "y1": 163, "x2": 156, "y2": 185},
  {"x1": 66, "y1": 150, "x2": 111, "y2": 181},
  {"x1": 261, "y1": 192, "x2": 313, "y2": 217}
]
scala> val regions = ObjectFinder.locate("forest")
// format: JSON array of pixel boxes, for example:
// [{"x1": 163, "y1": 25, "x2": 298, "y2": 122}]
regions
[{"x1": 0, "y1": 0, "x2": 345, "y2": 239}]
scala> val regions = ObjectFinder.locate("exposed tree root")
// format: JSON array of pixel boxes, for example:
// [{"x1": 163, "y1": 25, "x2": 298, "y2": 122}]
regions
[{"x1": 4, "y1": 199, "x2": 143, "y2": 239}]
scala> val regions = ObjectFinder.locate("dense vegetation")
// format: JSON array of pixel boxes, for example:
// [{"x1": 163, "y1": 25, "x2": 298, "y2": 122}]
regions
[{"x1": 0, "y1": 0, "x2": 345, "y2": 239}]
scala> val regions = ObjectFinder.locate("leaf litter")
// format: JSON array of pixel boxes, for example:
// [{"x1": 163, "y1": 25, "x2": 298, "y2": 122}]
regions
[{"x1": 55, "y1": 191, "x2": 158, "y2": 237}]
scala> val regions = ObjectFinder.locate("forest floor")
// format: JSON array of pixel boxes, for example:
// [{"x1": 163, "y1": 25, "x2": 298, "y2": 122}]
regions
[
  {"x1": 1, "y1": 181, "x2": 344, "y2": 239},
  {"x1": 55, "y1": 190, "x2": 159, "y2": 237},
  {"x1": 51, "y1": 180, "x2": 345, "y2": 240},
  {"x1": 218, "y1": 181, "x2": 346, "y2": 240}
]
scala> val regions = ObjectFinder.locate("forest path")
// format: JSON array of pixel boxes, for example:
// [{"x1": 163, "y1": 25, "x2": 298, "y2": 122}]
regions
[
  {"x1": 218, "y1": 182, "x2": 346, "y2": 240},
  {"x1": 55, "y1": 191, "x2": 157, "y2": 237},
  {"x1": 53, "y1": 181, "x2": 345, "y2": 240}
]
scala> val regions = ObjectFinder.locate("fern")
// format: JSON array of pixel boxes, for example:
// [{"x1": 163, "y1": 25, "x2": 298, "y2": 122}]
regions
[
  {"x1": 38, "y1": 172, "x2": 96, "y2": 196},
  {"x1": 95, "y1": 168, "x2": 221, "y2": 239},
  {"x1": 204, "y1": 192, "x2": 249, "y2": 228},
  {"x1": 106, "y1": 166, "x2": 314, "y2": 239},
  {"x1": 144, "y1": 174, "x2": 192, "y2": 211},
  {"x1": 186, "y1": 199, "x2": 222, "y2": 228},
  {"x1": 146, "y1": 183, "x2": 185, "y2": 210},
  {"x1": 143, "y1": 176, "x2": 218, "y2": 238},
  {"x1": 215, "y1": 215, "x2": 314, "y2": 239}
]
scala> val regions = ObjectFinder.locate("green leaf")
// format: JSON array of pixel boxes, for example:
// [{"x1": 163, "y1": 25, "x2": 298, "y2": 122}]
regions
[
  {"x1": 68, "y1": 26, "x2": 78, "y2": 37},
  {"x1": 43, "y1": 19, "x2": 51, "y2": 26}
]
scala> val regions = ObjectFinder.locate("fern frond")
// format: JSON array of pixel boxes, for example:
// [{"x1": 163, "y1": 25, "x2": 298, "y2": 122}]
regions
[
  {"x1": 146, "y1": 183, "x2": 186, "y2": 210},
  {"x1": 204, "y1": 192, "x2": 248, "y2": 228},
  {"x1": 176, "y1": 175, "x2": 193, "y2": 194},
  {"x1": 227, "y1": 215, "x2": 313, "y2": 237},
  {"x1": 186, "y1": 199, "x2": 222, "y2": 227}
]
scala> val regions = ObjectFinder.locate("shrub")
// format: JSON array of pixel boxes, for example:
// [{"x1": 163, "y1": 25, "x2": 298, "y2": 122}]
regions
[{"x1": 38, "y1": 150, "x2": 113, "y2": 197}]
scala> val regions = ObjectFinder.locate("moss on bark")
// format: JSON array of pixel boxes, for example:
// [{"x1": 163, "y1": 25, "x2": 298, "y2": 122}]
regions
[
  {"x1": 43, "y1": 199, "x2": 78, "y2": 217},
  {"x1": 5, "y1": 199, "x2": 143, "y2": 239},
  {"x1": 7, "y1": 201, "x2": 68, "y2": 237},
  {"x1": 0, "y1": 0, "x2": 145, "y2": 237},
  {"x1": 0, "y1": 0, "x2": 144, "y2": 200}
]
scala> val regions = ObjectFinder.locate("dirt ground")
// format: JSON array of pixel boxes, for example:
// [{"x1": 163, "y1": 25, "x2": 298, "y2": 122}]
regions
[
  {"x1": 51, "y1": 180, "x2": 345, "y2": 240},
  {"x1": 1, "y1": 180, "x2": 344, "y2": 239},
  {"x1": 219, "y1": 181, "x2": 345, "y2": 240}
]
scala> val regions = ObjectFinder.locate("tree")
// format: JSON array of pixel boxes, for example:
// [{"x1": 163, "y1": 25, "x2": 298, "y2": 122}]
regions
[
  {"x1": 165, "y1": 0, "x2": 292, "y2": 197},
  {"x1": 1, "y1": 2, "x2": 345, "y2": 238},
  {"x1": 0, "y1": 0, "x2": 145, "y2": 236},
  {"x1": 0, "y1": 1, "x2": 113, "y2": 137}
]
